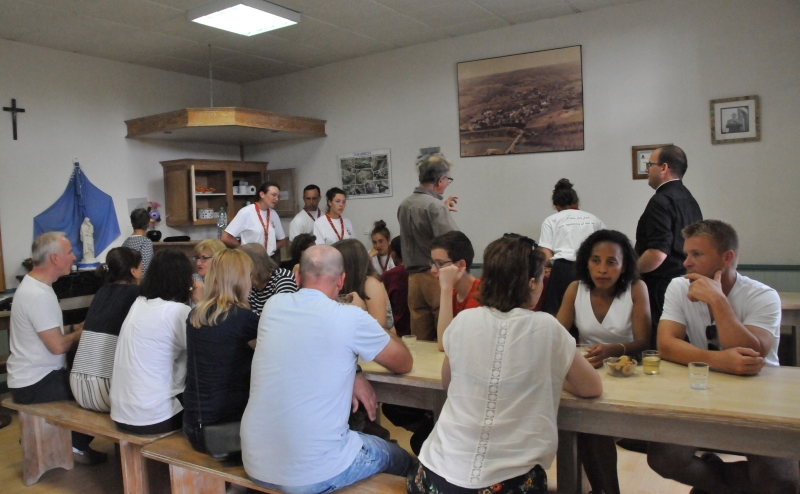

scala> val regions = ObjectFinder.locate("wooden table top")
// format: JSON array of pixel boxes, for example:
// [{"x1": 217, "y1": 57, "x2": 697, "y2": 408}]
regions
[
  {"x1": 779, "y1": 291, "x2": 800, "y2": 311},
  {"x1": 362, "y1": 341, "x2": 800, "y2": 431}
]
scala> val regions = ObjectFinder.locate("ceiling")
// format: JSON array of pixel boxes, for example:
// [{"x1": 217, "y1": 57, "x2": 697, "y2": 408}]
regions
[{"x1": 0, "y1": 0, "x2": 642, "y2": 84}]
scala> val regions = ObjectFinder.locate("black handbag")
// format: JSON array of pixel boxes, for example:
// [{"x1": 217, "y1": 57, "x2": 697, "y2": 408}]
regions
[{"x1": 192, "y1": 342, "x2": 242, "y2": 459}]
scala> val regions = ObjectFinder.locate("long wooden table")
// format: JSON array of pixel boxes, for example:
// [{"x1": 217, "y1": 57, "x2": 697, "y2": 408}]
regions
[{"x1": 361, "y1": 341, "x2": 800, "y2": 494}]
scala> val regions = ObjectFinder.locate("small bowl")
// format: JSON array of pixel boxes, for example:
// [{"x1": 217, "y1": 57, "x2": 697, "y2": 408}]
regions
[{"x1": 604, "y1": 357, "x2": 638, "y2": 377}]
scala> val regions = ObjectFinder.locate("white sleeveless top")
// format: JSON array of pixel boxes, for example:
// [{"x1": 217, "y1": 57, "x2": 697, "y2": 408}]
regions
[{"x1": 574, "y1": 281, "x2": 634, "y2": 345}]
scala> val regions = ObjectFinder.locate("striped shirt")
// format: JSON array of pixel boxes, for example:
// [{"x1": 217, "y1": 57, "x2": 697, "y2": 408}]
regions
[
  {"x1": 71, "y1": 283, "x2": 140, "y2": 378},
  {"x1": 248, "y1": 268, "x2": 298, "y2": 315}
]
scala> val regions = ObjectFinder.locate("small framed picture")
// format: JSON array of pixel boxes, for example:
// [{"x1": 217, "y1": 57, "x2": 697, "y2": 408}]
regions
[
  {"x1": 631, "y1": 144, "x2": 672, "y2": 180},
  {"x1": 710, "y1": 95, "x2": 760, "y2": 144}
]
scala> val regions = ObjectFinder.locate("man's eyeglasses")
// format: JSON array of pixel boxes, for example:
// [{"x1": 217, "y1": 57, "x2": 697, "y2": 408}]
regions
[
  {"x1": 645, "y1": 161, "x2": 662, "y2": 169},
  {"x1": 706, "y1": 324, "x2": 719, "y2": 351},
  {"x1": 503, "y1": 233, "x2": 538, "y2": 249},
  {"x1": 192, "y1": 255, "x2": 213, "y2": 262},
  {"x1": 443, "y1": 176, "x2": 454, "y2": 184},
  {"x1": 430, "y1": 259, "x2": 454, "y2": 269}
]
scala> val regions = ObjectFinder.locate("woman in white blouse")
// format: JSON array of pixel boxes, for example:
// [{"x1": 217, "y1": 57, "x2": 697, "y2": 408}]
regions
[
  {"x1": 556, "y1": 229, "x2": 651, "y2": 494},
  {"x1": 411, "y1": 234, "x2": 602, "y2": 494},
  {"x1": 313, "y1": 187, "x2": 353, "y2": 245}
]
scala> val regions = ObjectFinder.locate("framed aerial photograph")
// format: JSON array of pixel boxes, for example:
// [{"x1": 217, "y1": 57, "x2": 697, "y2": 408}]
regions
[
  {"x1": 338, "y1": 149, "x2": 392, "y2": 199},
  {"x1": 631, "y1": 143, "x2": 672, "y2": 180},
  {"x1": 710, "y1": 95, "x2": 760, "y2": 144},
  {"x1": 457, "y1": 45, "x2": 584, "y2": 157}
]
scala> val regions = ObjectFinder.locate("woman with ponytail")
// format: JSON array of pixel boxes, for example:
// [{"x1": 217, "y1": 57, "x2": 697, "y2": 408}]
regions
[
  {"x1": 538, "y1": 178, "x2": 605, "y2": 315},
  {"x1": 70, "y1": 247, "x2": 142, "y2": 412}
]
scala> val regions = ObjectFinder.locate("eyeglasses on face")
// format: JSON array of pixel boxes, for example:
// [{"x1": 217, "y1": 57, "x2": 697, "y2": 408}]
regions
[
  {"x1": 192, "y1": 255, "x2": 213, "y2": 262},
  {"x1": 502, "y1": 233, "x2": 539, "y2": 249},
  {"x1": 430, "y1": 259, "x2": 454, "y2": 269},
  {"x1": 441, "y1": 176, "x2": 454, "y2": 184},
  {"x1": 645, "y1": 161, "x2": 663, "y2": 169}
]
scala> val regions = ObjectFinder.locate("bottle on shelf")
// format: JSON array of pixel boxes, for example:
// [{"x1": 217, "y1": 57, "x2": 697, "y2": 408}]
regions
[{"x1": 217, "y1": 206, "x2": 228, "y2": 239}]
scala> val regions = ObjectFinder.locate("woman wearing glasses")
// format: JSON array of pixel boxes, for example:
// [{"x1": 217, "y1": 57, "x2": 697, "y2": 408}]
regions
[
  {"x1": 410, "y1": 235, "x2": 602, "y2": 494},
  {"x1": 314, "y1": 187, "x2": 354, "y2": 245},
  {"x1": 538, "y1": 178, "x2": 605, "y2": 315},
  {"x1": 555, "y1": 229, "x2": 651, "y2": 494},
  {"x1": 192, "y1": 239, "x2": 226, "y2": 303}
]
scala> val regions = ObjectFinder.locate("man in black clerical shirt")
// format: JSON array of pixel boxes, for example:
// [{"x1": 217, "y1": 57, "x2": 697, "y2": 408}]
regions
[{"x1": 635, "y1": 145, "x2": 702, "y2": 349}]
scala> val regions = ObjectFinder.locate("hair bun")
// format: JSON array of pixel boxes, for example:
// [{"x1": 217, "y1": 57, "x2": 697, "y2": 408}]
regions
[
  {"x1": 555, "y1": 178, "x2": 573, "y2": 190},
  {"x1": 374, "y1": 220, "x2": 386, "y2": 229}
]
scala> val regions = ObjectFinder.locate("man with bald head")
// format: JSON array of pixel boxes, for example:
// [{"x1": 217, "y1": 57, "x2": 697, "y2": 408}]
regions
[{"x1": 242, "y1": 245, "x2": 413, "y2": 493}]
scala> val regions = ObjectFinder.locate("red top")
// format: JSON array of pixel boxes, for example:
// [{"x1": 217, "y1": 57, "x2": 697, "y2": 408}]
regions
[
  {"x1": 453, "y1": 278, "x2": 481, "y2": 316},
  {"x1": 382, "y1": 265, "x2": 410, "y2": 337}
]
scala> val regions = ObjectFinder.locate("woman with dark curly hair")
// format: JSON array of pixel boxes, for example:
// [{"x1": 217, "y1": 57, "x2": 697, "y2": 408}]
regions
[
  {"x1": 110, "y1": 248, "x2": 194, "y2": 434},
  {"x1": 555, "y1": 229, "x2": 651, "y2": 494},
  {"x1": 410, "y1": 235, "x2": 601, "y2": 494}
]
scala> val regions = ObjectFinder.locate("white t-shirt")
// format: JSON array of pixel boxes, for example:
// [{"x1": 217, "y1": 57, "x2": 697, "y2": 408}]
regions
[
  {"x1": 419, "y1": 307, "x2": 576, "y2": 488},
  {"x1": 225, "y1": 205, "x2": 285, "y2": 256},
  {"x1": 371, "y1": 254, "x2": 396, "y2": 275},
  {"x1": 110, "y1": 297, "x2": 190, "y2": 426},
  {"x1": 313, "y1": 215, "x2": 354, "y2": 245},
  {"x1": 538, "y1": 209, "x2": 605, "y2": 262},
  {"x1": 574, "y1": 281, "x2": 634, "y2": 345},
  {"x1": 661, "y1": 273, "x2": 781, "y2": 366},
  {"x1": 242, "y1": 289, "x2": 390, "y2": 486},
  {"x1": 289, "y1": 209, "x2": 322, "y2": 241},
  {"x1": 7, "y1": 275, "x2": 65, "y2": 388}
]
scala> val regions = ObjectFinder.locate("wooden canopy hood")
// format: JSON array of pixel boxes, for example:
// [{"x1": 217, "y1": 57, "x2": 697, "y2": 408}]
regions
[{"x1": 125, "y1": 107, "x2": 326, "y2": 146}]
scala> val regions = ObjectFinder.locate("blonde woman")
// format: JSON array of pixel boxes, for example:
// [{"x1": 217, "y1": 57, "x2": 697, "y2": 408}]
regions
[
  {"x1": 192, "y1": 239, "x2": 226, "y2": 304},
  {"x1": 240, "y1": 243, "x2": 298, "y2": 316},
  {"x1": 183, "y1": 249, "x2": 259, "y2": 454}
]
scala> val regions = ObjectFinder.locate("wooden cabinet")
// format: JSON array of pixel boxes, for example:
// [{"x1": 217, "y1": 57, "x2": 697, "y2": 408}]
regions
[
  {"x1": 266, "y1": 168, "x2": 297, "y2": 218},
  {"x1": 160, "y1": 159, "x2": 268, "y2": 227}
]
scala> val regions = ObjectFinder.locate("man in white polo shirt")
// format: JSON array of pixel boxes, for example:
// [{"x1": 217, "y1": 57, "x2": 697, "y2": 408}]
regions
[
  {"x1": 242, "y1": 245, "x2": 413, "y2": 493},
  {"x1": 288, "y1": 184, "x2": 322, "y2": 241},
  {"x1": 647, "y1": 220, "x2": 799, "y2": 494},
  {"x1": 222, "y1": 181, "x2": 286, "y2": 257},
  {"x1": 7, "y1": 232, "x2": 106, "y2": 464}
]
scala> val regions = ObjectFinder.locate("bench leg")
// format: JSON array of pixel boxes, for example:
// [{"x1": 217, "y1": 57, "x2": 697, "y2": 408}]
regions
[
  {"x1": 169, "y1": 463, "x2": 226, "y2": 494},
  {"x1": 119, "y1": 441, "x2": 171, "y2": 494},
  {"x1": 17, "y1": 410, "x2": 73, "y2": 485}
]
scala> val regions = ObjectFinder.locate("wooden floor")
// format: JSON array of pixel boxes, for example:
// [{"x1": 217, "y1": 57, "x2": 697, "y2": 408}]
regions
[{"x1": 0, "y1": 396, "x2": 700, "y2": 494}]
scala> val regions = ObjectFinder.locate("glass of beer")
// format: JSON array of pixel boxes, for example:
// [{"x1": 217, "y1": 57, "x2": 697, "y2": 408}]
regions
[{"x1": 642, "y1": 350, "x2": 661, "y2": 375}]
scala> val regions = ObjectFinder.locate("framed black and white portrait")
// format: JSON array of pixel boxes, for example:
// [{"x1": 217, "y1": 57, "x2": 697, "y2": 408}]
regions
[{"x1": 710, "y1": 95, "x2": 760, "y2": 144}]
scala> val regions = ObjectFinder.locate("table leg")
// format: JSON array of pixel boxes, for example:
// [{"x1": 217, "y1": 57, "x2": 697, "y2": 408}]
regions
[
  {"x1": 17, "y1": 410, "x2": 73, "y2": 485},
  {"x1": 557, "y1": 430, "x2": 581, "y2": 494},
  {"x1": 169, "y1": 463, "x2": 226, "y2": 494}
]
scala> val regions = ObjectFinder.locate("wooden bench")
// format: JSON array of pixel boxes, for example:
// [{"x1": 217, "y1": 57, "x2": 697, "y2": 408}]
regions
[
  {"x1": 141, "y1": 432, "x2": 407, "y2": 494},
  {"x1": 1, "y1": 398, "x2": 175, "y2": 494}
]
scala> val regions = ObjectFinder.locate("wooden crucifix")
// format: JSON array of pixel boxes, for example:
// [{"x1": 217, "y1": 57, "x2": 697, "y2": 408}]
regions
[{"x1": 3, "y1": 98, "x2": 26, "y2": 140}]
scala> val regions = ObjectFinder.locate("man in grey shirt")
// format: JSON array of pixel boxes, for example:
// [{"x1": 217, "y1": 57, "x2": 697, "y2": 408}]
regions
[{"x1": 397, "y1": 153, "x2": 458, "y2": 341}]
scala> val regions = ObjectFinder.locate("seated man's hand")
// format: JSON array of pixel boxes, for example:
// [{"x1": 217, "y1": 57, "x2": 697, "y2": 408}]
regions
[
  {"x1": 352, "y1": 373, "x2": 377, "y2": 421},
  {"x1": 716, "y1": 347, "x2": 765, "y2": 375},
  {"x1": 685, "y1": 271, "x2": 724, "y2": 303},
  {"x1": 437, "y1": 264, "x2": 462, "y2": 289}
]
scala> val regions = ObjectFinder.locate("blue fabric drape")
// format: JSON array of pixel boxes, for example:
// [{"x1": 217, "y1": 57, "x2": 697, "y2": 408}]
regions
[{"x1": 33, "y1": 163, "x2": 120, "y2": 258}]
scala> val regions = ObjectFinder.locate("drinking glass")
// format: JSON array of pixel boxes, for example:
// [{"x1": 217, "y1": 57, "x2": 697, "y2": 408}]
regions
[
  {"x1": 642, "y1": 350, "x2": 661, "y2": 375},
  {"x1": 689, "y1": 362, "x2": 709, "y2": 389}
]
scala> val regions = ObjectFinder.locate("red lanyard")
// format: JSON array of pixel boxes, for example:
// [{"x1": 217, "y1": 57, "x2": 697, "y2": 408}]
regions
[
  {"x1": 255, "y1": 203, "x2": 271, "y2": 249},
  {"x1": 326, "y1": 213, "x2": 345, "y2": 241},
  {"x1": 305, "y1": 209, "x2": 320, "y2": 221}
]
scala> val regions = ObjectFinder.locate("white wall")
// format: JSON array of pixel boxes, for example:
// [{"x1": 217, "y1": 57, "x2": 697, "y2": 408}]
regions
[
  {"x1": 0, "y1": 40, "x2": 244, "y2": 288},
  {"x1": 242, "y1": 0, "x2": 800, "y2": 265}
]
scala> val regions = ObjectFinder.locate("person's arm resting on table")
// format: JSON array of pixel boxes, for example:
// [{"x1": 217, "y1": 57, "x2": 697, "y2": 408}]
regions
[
  {"x1": 373, "y1": 332, "x2": 413, "y2": 374},
  {"x1": 563, "y1": 348, "x2": 602, "y2": 398},
  {"x1": 38, "y1": 325, "x2": 82, "y2": 355}
]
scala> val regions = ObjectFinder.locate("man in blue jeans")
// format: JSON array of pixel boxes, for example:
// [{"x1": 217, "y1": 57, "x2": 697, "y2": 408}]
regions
[{"x1": 241, "y1": 245, "x2": 413, "y2": 494}]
